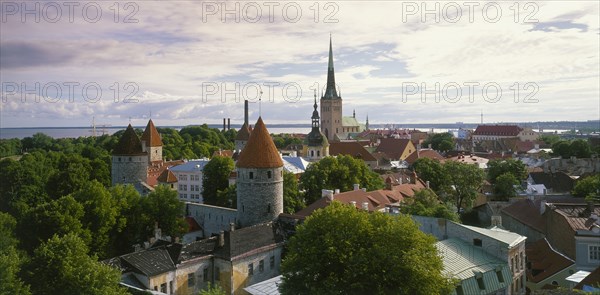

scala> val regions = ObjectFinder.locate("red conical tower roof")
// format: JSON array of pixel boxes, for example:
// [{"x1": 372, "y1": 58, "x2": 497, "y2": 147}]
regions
[
  {"x1": 236, "y1": 117, "x2": 283, "y2": 168},
  {"x1": 113, "y1": 124, "x2": 145, "y2": 155},
  {"x1": 141, "y1": 119, "x2": 163, "y2": 147}
]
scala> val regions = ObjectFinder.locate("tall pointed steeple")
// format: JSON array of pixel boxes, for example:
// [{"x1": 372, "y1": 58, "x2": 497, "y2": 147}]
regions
[{"x1": 323, "y1": 35, "x2": 339, "y2": 100}]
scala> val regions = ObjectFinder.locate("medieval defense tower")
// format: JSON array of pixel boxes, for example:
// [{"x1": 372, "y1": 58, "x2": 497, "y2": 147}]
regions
[
  {"x1": 140, "y1": 119, "x2": 163, "y2": 163},
  {"x1": 235, "y1": 117, "x2": 284, "y2": 227},
  {"x1": 111, "y1": 124, "x2": 149, "y2": 186},
  {"x1": 320, "y1": 36, "x2": 342, "y2": 141}
]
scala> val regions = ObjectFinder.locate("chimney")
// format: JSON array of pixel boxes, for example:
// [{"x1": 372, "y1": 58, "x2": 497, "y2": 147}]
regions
[
  {"x1": 362, "y1": 188, "x2": 366, "y2": 192},
  {"x1": 354, "y1": 184, "x2": 360, "y2": 191},
  {"x1": 426, "y1": 181, "x2": 430, "y2": 189},
  {"x1": 223, "y1": 118, "x2": 226, "y2": 131},
  {"x1": 154, "y1": 222, "x2": 161, "y2": 240},
  {"x1": 350, "y1": 201, "x2": 357, "y2": 208},
  {"x1": 229, "y1": 223, "x2": 235, "y2": 232},
  {"x1": 534, "y1": 143, "x2": 539, "y2": 149},
  {"x1": 398, "y1": 177, "x2": 403, "y2": 185},
  {"x1": 133, "y1": 244, "x2": 141, "y2": 252},
  {"x1": 322, "y1": 189, "x2": 334, "y2": 199},
  {"x1": 218, "y1": 230, "x2": 225, "y2": 247},
  {"x1": 362, "y1": 202, "x2": 369, "y2": 211},
  {"x1": 334, "y1": 189, "x2": 340, "y2": 194},
  {"x1": 540, "y1": 200, "x2": 546, "y2": 215},
  {"x1": 428, "y1": 144, "x2": 432, "y2": 149},
  {"x1": 244, "y1": 99, "x2": 249, "y2": 126},
  {"x1": 227, "y1": 118, "x2": 230, "y2": 130}
]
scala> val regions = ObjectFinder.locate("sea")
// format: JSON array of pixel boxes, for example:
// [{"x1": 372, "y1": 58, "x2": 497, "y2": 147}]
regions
[{"x1": 0, "y1": 125, "x2": 568, "y2": 140}]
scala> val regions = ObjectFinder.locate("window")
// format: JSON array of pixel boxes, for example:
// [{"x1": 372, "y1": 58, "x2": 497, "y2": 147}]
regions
[
  {"x1": 511, "y1": 258, "x2": 514, "y2": 273},
  {"x1": 496, "y1": 270, "x2": 504, "y2": 283},
  {"x1": 520, "y1": 252, "x2": 524, "y2": 270},
  {"x1": 267, "y1": 171, "x2": 272, "y2": 178},
  {"x1": 248, "y1": 263, "x2": 254, "y2": 276},
  {"x1": 160, "y1": 283, "x2": 167, "y2": 293},
  {"x1": 203, "y1": 267, "x2": 208, "y2": 282},
  {"x1": 118, "y1": 157, "x2": 121, "y2": 162},
  {"x1": 270, "y1": 256, "x2": 275, "y2": 269},
  {"x1": 169, "y1": 281, "x2": 173, "y2": 294},
  {"x1": 249, "y1": 172, "x2": 254, "y2": 179},
  {"x1": 215, "y1": 267, "x2": 220, "y2": 281},
  {"x1": 317, "y1": 150, "x2": 320, "y2": 156},
  {"x1": 259, "y1": 260, "x2": 264, "y2": 272},
  {"x1": 267, "y1": 204, "x2": 271, "y2": 213},
  {"x1": 188, "y1": 273, "x2": 195, "y2": 287},
  {"x1": 473, "y1": 238, "x2": 482, "y2": 247},
  {"x1": 590, "y1": 245, "x2": 600, "y2": 261}
]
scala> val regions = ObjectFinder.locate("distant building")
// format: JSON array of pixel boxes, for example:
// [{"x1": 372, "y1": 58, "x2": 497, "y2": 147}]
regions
[
  {"x1": 169, "y1": 159, "x2": 210, "y2": 203},
  {"x1": 320, "y1": 37, "x2": 364, "y2": 141},
  {"x1": 329, "y1": 141, "x2": 378, "y2": 169},
  {"x1": 375, "y1": 138, "x2": 416, "y2": 161},
  {"x1": 302, "y1": 92, "x2": 329, "y2": 161}
]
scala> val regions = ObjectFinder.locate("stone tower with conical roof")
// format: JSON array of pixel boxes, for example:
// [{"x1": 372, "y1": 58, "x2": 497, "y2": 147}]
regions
[
  {"x1": 320, "y1": 36, "x2": 343, "y2": 141},
  {"x1": 303, "y1": 91, "x2": 329, "y2": 160},
  {"x1": 140, "y1": 119, "x2": 163, "y2": 163},
  {"x1": 111, "y1": 124, "x2": 149, "y2": 186},
  {"x1": 235, "y1": 117, "x2": 283, "y2": 227}
]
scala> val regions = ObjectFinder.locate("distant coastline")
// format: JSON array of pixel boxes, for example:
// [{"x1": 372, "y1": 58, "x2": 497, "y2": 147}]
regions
[{"x1": 1, "y1": 120, "x2": 597, "y2": 139}]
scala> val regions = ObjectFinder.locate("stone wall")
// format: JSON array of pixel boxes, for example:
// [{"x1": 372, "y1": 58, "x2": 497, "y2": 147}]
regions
[
  {"x1": 236, "y1": 167, "x2": 283, "y2": 228},
  {"x1": 543, "y1": 158, "x2": 600, "y2": 175},
  {"x1": 187, "y1": 203, "x2": 237, "y2": 237},
  {"x1": 111, "y1": 154, "x2": 148, "y2": 186}
]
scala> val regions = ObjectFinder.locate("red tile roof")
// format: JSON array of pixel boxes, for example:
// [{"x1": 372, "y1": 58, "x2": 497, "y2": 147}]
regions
[
  {"x1": 157, "y1": 169, "x2": 178, "y2": 183},
  {"x1": 235, "y1": 122, "x2": 251, "y2": 141},
  {"x1": 474, "y1": 125, "x2": 522, "y2": 136},
  {"x1": 236, "y1": 117, "x2": 283, "y2": 168},
  {"x1": 113, "y1": 124, "x2": 146, "y2": 156},
  {"x1": 526, "y1": 238, "x2": 574, "y2": 283},
  {"x1": 405, "y1": 149, "x2": 444, "y2": 165},
  {"x1": 140, "y1": 119, "x2": 163, "y2": 147},
  {"x1": 296, "y1": 189, "x2": 404, "y2": 217},
  {"x1": 551, "y1": 203, "x2": 600, "y2": 231},
  {"x1": 329, "y1": 142, "x2": 377, "y2": 161},
  {"x1": 375, "y1": 138, "x2": 413, "y2": 160},
  {"x1": 212, "y1": 150, "x2": 233, "y2": 158}
]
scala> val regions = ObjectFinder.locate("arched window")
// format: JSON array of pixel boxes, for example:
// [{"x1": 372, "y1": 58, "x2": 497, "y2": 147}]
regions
[
  {"x1": 311, "y1": 150, "x2": 314, "y2": 157},
  {"x1": 267, "y1": 204, "x2": 271, "y2": 213},
  {"x1": 267, "y1": 171, "x2": 272, "y2": 179}
]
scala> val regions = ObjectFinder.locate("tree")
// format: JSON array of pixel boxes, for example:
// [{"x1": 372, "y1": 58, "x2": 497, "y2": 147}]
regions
[
  {"x1": 443, "y1": 161, "x2": 485, "y2": 213},
  {"x1": 572, "y1": 174, "x2": 600, "y2": 200},
  {"x1": 216, "y1": 184, "x2": 237, "y2": 209},
  {"x1": 423, "y1": 133, "x2": 454, "y2": 153},
  {"x1": 493, "y1": 172, "x2": 519, "y2": 200},
  {"x1": 72, "y1": 181, "x2": 120, "y2": 258},
  {"x1": 46, "y1": 153, "x2": 92, "y2": 199},
  {"x1": 300, "y1": 155, "x2": 384, "y2": 205},
  {"x1": 570, "y1": 139, "x2": 592, "y2": 158},
  {"x1": 400, "y1": 189, "x2": 459, "y2": 222},
  {"x1": 0, "y1": 212, "x2": 31, "y2": 295},
  {"x1": 24, "y1": 233, "x2": 128, "y2": 295},
  {"x1": 198, "y1": 283, "x2": 226, "y2": 295},
  {"x1": 280, "y1": 202, "x2": 453, "y2": 295},
  {"x1": 202, "y1": 156, "x2": 235, "y2": 206},
  {"x1": 412, "y1": 158, "x2": 448, "y2": 193},
  {"x1": 487, "y1": 158, "x2": 527, "y2": 184},
  {"x1": 283, "y1": 171, "x2": 305, "y2": 214},
  {"x1": 17, "y1": 195, "x2": 91, "y2": 254},
  {"x1": 141, "y1": 185, "x2": 187, "y2": 239},
  {"x1": 108, "y1": 185, "x2": 146, "y2": 256},
  {"x1": 552, "y1": 141, "x2": 571, "y2": 159}
]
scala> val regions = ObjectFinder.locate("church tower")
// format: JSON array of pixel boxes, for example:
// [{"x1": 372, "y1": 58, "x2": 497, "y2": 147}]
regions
[
  {"x1": 140, "y1": 119, "x2": 163, "y2": 163},
  {"x1": 320, "y1": 36, "x2": 343, "y2": 141},
  {"x1": 236, "y1": 117, "x2": 284, "y2": 227},
  {"x1": 111, "y1": 124, "x2": 148, "y2": 186},
  {"x1": 303, "y1": 91, "x2": 329, "y2": 160}
]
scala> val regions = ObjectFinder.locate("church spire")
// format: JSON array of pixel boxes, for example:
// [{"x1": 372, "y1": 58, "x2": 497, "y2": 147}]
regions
[
  {"x1": 323, "y1": 35, "x2": 339, "y2": 100},
  {"x1": 312, "y1": 90, "x2": 320, "y2": 127}
]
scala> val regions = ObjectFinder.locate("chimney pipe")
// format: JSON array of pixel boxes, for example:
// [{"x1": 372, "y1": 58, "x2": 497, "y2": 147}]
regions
[
  {"x1": 354, "y1": 184, "x2": 360, "y2": 191},
  {"x1": 426, "y1": 181, "x2": 430, "y2": 189},
  {"x1": 227, "y1": 118, "x2": 230, "y2": 130},
  {"x1": 223, "y1": 118, "x2": 226, "y2": 131},
  {"x1": 362, "y1": 202, "x2": 369, "y2": 211},
  {"x1": 229, "y1": 223, "x2": 235, "y2": 232},
  {"x1": 218, "y1": 230, "x2": 224, "y2": 247},
  {"x1": 334, "y1": 189, "x2": 340, "y2": 194},
  {"x1": 350, "y1": 201, "x2": 357, "y2": 208},
  {"x1": 244, "y1": 100, "x2": 249, "y2": 126}
]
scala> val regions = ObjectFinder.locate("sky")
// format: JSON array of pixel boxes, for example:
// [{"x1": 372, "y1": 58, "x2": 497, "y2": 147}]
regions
[{"x1": 1, "y1": 1, "x2": 599, "y2": 128}]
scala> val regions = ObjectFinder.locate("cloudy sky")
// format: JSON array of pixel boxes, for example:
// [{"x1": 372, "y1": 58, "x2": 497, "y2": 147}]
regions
[{"x1": 1, "y1": 1, "x2": 599, "y2": 128}]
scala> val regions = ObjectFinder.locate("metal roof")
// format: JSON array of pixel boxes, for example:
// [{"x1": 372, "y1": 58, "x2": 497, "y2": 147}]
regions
[
  {"x1": 437, "y1": 238, "x2": 511, "y2": 295},
  {"x1": 169, "y1": 159, "x2": 210, "y2": 173},
  {"x1": 244, "y1": 275, "x2": 282, "y2": 295},
  {"x1": 457, "y1": 223, "x2": 527, "y2": 248}
]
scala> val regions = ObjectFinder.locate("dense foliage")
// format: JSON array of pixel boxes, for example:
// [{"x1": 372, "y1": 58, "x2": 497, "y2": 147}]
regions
[
  {"x1": 280, "y1": 202, "x2": 454, "y2": 295},
  {"x1": 572, "y1": 174, "x2": 600, "y2": 200},
  {"x1": 283, "y1": 171, "x2": 305, "y2": 214},
  {"x1": 202, "y1": 156, "x2": 235, "y2": 207},
  {"x1": 299, "y1": 155, "x2": 385, "y2": 205},
  {"x1": 0, "y1": 127, "x2": 233, "y2": 293},
  {"x1": 552, "y1": 139, "x2": 593, "y2": 158},
  {"x1": 400, "y1": 189, "x2": 460, "y2": 222},
  {"x1": 423, "y1": 132, "x2": 454, "y2": 153}
]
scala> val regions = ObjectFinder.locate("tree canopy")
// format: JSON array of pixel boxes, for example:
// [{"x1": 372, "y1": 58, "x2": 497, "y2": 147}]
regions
[
  {"x1": 443, "y1": 161, "x2": 485, "y2": 213},
  {"x1": 280, "y1": 202, "x2": 453, "y2": 295},
  {"x1": 572, "y1": 174, "x2": 600, "y2": 200},
  {"x1": 423, "y1": 133, "x2": 454, "y2": 153},
  {"x1": 552, "y1": 139, "x2": 593, "y2": 159},
  {"x1": 300, "y1": 155, "x2": 384, "y2": 205},
  {"x1": 487, "y1": 158, "x2": 527, "y2": 184},
  {"x1": 283, "y1": 171, "x2": 305, "y2": 214},
  {"x1": 202, "y1": 156, "x2": 235, "y2": 207},
  {"x1": 400, "y1": 189, "x2": 459, "y2": 222},
  {"x1": 412, "y1": 158, "x2": 448, "y2": 192}
]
